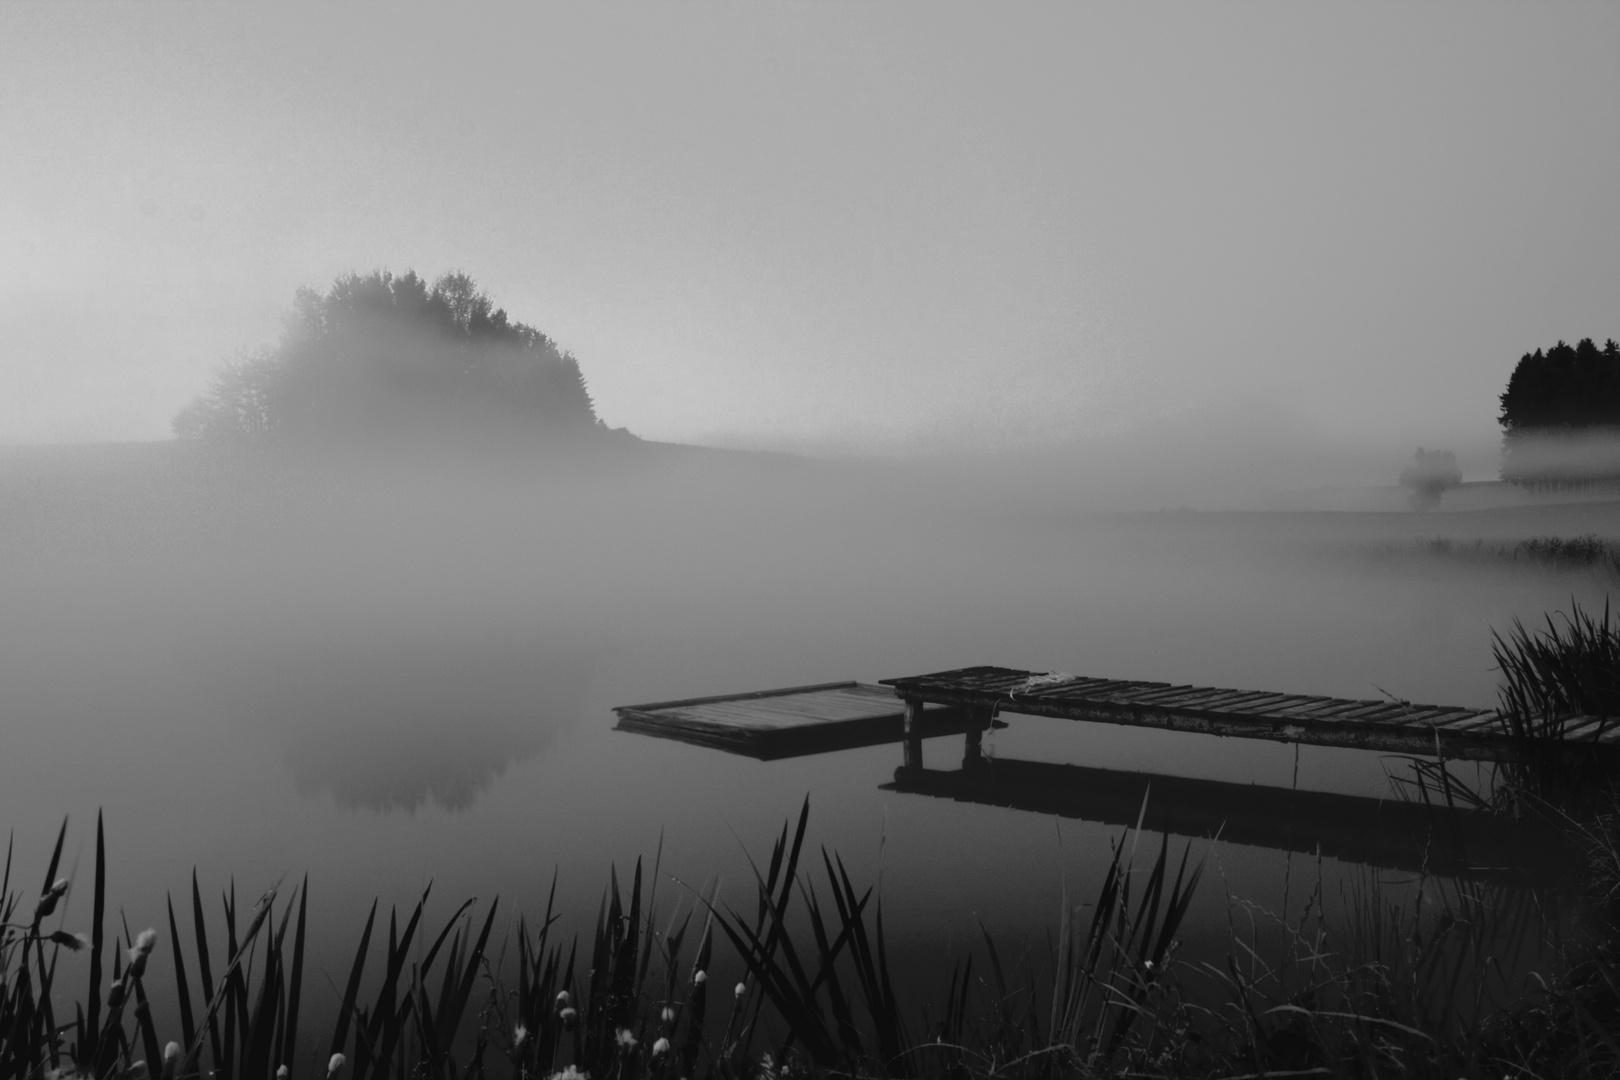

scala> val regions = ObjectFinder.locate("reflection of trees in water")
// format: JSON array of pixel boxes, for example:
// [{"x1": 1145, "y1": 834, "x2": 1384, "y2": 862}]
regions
[
  {"x1": 284, "y1": 710, "x2": 556, "y2": 812},
  {"x1": 205, "y1": 630, "x2": 594, "y2": 813}
]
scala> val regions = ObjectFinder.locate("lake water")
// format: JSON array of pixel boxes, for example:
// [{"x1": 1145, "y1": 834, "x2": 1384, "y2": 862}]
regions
[{"x1": 1, "y1": 443, "x2": 1610, "y2": 1028}]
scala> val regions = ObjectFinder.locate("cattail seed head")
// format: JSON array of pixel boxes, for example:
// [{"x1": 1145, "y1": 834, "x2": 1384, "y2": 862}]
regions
[
  {"x1": 556, "y1": 990, "x2": 572, "y2": 1008},
  {"x1": 559, "y1": 1007, "x2": 578, "y2": 1029},
  {"x1": 734, "y1": 982, "x2": 746, "y2": 999},
  {"x1": 652, "y1": 1038, "x2": 670, "y2": 1056},
  {"x1": 693, "y1": 970, "x2": 706, "y2": 984},
  {"x1": 513, "y1": 1025, "x2": 528, "y2": 1048},
  {"x1": 328, "y1": 1053, "x2": 346, "y2": 1075},
  {"x1": 615, "y1": 1028, "x2": 636, "y2": 1049},
  {"x1": 661, "y1": 1007, "x2": 675, "y2": 1024},
  {"x1": 164, "y1": 1043, "x2": 181, "y2": 1062},
  {"x1": 276, "y1": 1067, "x2": 288, "y2": 1080},
  {"x1": 34, "y1": 878, "x2": 69, "y2": 920}
]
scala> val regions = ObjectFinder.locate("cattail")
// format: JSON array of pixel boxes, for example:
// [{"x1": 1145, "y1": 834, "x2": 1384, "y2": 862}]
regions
[
  {"x1": 127, "y1": 928, "x2": 158, "y2": 978},
  {"x1": 651, "y1": 1038, "x2": 670, "y2": 1056},
  {"x1": 34, "y1": 878, "x2": 69, "y2": 921},
  {"x1": 164, "y1": 1044, "x2": 181, "y2": 1062},
  {"x1": 107, "y1": 982, "x2": 126, "y2": 1008},
  {"x1": 328, "y1": 1053, "x2": 346, "y2": 1075}
]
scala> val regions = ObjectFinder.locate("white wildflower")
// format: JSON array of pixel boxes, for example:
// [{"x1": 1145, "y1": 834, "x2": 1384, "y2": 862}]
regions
[
  {"x1": 651, "y1": 1038, "x2": 670, "y2": 1056},
  {"x1": 615, "y1": 1028, "x2": 637, "y2": 1049}
]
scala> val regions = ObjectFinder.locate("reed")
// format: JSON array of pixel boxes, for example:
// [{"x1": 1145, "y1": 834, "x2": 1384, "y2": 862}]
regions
[{"x1": 0, "y1": 795, "x2": 1610, "y2": 1080}]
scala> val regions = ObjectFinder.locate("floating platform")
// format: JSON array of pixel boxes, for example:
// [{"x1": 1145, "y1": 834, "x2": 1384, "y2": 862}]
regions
[
  {"x1": 612, "y1": 681, "x2": 998, "y2": 760},
  {"x1": 881, "y1": 666, "x2": 1620, "y2": 763}
]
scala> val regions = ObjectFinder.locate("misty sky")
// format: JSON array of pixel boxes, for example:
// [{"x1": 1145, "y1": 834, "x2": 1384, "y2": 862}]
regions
[{"x1": 3, "y1": 5, "x2": 1618, "y2": 463}]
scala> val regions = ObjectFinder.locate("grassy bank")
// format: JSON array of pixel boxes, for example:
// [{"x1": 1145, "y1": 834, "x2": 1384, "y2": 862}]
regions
[{"x1": 1, "y1": 795, "x2": 1614, "y2": 1080}]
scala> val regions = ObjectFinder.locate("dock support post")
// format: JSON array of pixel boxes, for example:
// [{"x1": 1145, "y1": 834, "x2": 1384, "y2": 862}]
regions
[
  {"x1": 963, "y1": 705, "x2": 990, "y2": 771},
  {"x1": 902, "y1": 698, "x2": 924, "y2": 771}
]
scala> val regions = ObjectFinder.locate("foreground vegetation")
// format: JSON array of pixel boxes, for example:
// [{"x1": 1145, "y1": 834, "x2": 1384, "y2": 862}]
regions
[{"x1": 6, "y1": 603, "x2": 1620, "y2": 1080}]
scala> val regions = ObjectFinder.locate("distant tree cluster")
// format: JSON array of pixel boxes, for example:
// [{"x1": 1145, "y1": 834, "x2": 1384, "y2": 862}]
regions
[
  {"x1": 1398, "y1": 447, "x2": 1461, "y2": 510},
  {"x1": 1499, "y1": 338, "x2": 1620, "y2": 488},
  {"x1": 175, "y1": 271, "x2": 603, "y2": 448}
]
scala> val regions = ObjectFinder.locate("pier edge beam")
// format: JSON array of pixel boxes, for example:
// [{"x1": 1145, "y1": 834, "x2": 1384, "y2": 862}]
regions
[{"x1": 901, "y1": 697, "x2": 925, "y2": 771}]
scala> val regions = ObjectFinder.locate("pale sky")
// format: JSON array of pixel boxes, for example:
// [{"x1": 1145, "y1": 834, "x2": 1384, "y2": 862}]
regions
[{"x1": 3, "y1": 5, "x2": 1618, "y2": 461}]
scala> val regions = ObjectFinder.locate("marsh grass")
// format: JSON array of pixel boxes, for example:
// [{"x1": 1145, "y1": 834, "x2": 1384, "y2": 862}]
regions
[
  {"x1": 1362, "y1": 534, "x2": 1620, "y2": 578},
  {"x1": 3, "y1": 731, "x2": 1617, "y2": 1079}
]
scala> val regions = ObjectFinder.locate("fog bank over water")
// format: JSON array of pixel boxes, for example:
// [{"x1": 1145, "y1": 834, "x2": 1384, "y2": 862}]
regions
[{"x1": 0, "y1": 433, "x2": 1614, "y2": 1038}]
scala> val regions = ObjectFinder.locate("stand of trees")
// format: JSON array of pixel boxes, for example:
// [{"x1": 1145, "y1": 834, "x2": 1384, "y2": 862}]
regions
[
  {"x1": 175, "y1": 271, "x2": 608, "y2": 449},
  {"x1": 1499, "y1": 338, "x2": 1620, "y2": 488},
  {"x1": 1399, "y1": 448, "x2": 1461, "y2": 510}
]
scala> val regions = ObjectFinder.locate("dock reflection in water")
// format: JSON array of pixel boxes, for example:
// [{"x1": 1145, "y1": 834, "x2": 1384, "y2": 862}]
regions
[{"x1": 884, "y1": 758, "x2": 1573, "y2": 885}]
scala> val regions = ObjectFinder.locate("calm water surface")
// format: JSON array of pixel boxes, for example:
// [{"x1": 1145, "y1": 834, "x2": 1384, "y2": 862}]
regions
[{"x1": 1, "y1": 446, "x2": 1610, "y2": 1020}]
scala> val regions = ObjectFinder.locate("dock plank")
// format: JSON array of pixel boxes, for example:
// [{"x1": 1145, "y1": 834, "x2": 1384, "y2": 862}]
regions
[{"x1": 879, "y1": 666, "x2": 1620, "y2": 764}]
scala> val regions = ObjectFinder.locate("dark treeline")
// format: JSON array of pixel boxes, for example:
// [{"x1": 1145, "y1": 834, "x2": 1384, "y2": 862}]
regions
[
  {"x1": 175, "y1": 271, "x2": 621, "y2": 452},
  {"x1": 1499, "y1": 337, "x2": 1620, "y2": 488}
]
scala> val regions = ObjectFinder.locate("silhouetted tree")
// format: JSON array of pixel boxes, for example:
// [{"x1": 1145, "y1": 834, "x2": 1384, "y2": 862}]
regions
[
  {"x1": 1499, "y1": 338, "x2": 1620, "y2": 488},
  {"x1": 175, "y1": 270, "x2": 603, "y2": 448},
  {"x1": 1398, "y1": 447, "x2": 1461, "y2": 510}
]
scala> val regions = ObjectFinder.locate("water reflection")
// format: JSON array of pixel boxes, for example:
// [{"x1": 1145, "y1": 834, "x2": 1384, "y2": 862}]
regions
[
  {"x1": 884, "y1": 758, "x2": 1574, "y2": 885},
  {"x1": 284, "y1": 710, "x2": 553, "y2": 812},
  {"x1": 199, "y1": 627, "x2": 596, "y2": 812}
]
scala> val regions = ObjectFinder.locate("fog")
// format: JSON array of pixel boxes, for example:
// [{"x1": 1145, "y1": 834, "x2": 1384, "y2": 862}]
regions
[
  {"x1": 1, "y1": 436, "x2": 1612, "y2": 1017},
  {"x1": 6, "y1": 3, "x2": 1620, "y2": 1048}
]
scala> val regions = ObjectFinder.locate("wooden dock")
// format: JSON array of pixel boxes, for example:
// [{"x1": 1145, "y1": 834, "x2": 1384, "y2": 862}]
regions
[
  {"x1": 614, "y1": 666, "x2": 1620, "y2": 770},
  {"x1": 880, "y1": 666, "x2": 1620, "y2": 767},
  {"x1": 612, "y1": 681, "x2": 999, "y2": 760}
]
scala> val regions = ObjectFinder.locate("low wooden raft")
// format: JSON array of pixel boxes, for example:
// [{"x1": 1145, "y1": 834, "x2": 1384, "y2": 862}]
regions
[
  {"x1": 612, "y1": 681, "x2": 997, "y2": 760},
  {"x1": 880, "y1": 665, "x2": 1620, "y2": 766}
]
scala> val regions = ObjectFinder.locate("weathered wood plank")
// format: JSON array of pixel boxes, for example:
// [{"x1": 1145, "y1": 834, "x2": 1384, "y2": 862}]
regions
[{"x1": 878, "y1": 666, "x2": 1620, "y2": 764}]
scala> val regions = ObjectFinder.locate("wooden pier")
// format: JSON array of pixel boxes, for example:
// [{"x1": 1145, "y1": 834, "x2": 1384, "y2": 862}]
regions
[
  {"x1": 615, "y1": 665, "x2": 1620, "y2": 768},
  {"x1": 612, "y1": 681, "x2": 1000, "y2": 760},
  {"x1": 880, "y1": 666, "x2": 1620, "y2": 768},
  {"x1": 614, "y1": 666, "x2": 1614, "y2": 879}
]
